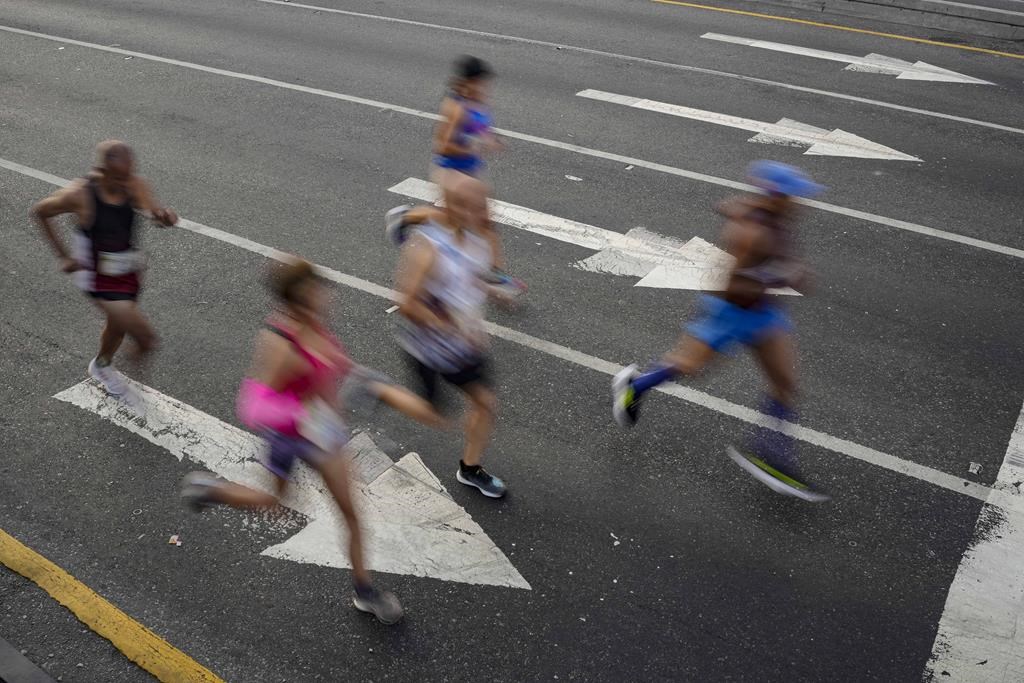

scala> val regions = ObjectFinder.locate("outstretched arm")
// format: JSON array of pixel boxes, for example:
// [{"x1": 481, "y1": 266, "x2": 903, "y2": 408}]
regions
[{"x1": 130, "y1": 177, "x2": 178, "y2": 227}]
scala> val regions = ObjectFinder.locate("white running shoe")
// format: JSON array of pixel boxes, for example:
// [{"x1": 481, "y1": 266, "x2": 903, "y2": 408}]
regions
[
  {"x1": 88, "y1": 357, "x2": 128, "y2": 397},
  {"x1": 88, "y1": 358, "x2": 144, "y2": 413}
]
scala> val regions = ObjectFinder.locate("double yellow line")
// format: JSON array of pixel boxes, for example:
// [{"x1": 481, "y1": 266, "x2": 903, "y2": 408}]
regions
[
  {"x1": 653, "y1": 0, "x2": 1024, "y2": 59},
  {"x1": 0, "y1": 528, "x2": 224, "y2": 682}
]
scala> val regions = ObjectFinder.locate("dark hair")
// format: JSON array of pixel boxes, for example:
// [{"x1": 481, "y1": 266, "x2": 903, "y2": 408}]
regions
[
  {"x1": 454, "y1": 55, "x2": 492, "y2": 81},
  {"x1": 268, "y1": 258, "x2": 322, "y2": 306}
]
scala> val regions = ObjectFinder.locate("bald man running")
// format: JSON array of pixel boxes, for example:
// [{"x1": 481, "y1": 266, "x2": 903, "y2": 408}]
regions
[
  {"x1": 32, "y1": 141, "x2": 178, "y2": 400},
  {"x1": 389, "y1": 175, "x2": 507, "y2": 498}
]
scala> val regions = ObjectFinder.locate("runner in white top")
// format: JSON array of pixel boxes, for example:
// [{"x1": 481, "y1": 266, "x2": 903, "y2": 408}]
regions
[{"x1": 392, "y1": 174, "x2": 506, "y2": 498}]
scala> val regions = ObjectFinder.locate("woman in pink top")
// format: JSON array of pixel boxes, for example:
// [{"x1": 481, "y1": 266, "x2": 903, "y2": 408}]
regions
[{"x1": 181, "y1": 257, "x2": 445, "y2": 624}]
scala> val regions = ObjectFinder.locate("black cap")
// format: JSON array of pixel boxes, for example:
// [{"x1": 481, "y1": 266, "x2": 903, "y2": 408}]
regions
[{"x1": 454, "y1": 55, "x2": 492, "y2": 80}]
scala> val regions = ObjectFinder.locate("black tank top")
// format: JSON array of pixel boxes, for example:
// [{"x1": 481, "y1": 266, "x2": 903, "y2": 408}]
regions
[{"x1": 80, "y1": 179, "x2": 135, "y2": 253}]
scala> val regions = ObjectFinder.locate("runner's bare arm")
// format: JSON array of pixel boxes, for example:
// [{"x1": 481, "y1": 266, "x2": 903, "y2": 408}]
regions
[
  {"x1": 130, "y1": 177, "x2": 178, "y2": 227},
  {"x1": 31, "y1": 182, "x2": 86, "y2": 272},
  {"x1": 433, "y1": 98, "x2": 470, "y2": 157},
  {"x1": 396, "y1": 236, "x2": 449, "y2": 330},
  {"x1": 404, "y1": 205, "x2": 446, "y2": 225}
]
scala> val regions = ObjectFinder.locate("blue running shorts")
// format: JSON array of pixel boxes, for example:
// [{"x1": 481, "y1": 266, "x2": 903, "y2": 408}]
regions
[{"x1": 686, "y1": 295, "x2": 792, "y2": 353}]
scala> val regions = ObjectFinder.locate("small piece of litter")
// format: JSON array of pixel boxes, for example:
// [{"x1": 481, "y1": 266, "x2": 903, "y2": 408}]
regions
[
  {"x1": 58, "y1": 47, "x2": 65, "y2": 50},
  {"x1": 579, "y1": 617, "x2": 586, "y2": 622},
  {"x1": 565, "y1": 175, "x2": 582, "y2": 182},
  {"x1": 613, "y1": 541, "x2": 621, "y2": 547},
  {"x1": 168, "y1": 535, "x2": 180, "y2": 545},
  {"x1": 625, "y1": 165, "x2": 634, "y2": 170},
  {"x1": 124, "y1": 56, "x2": 133, "y2": 60},
  {"x1": 385, "y1": 305, "x2": 399, "y2": 314},
  {"x1": 610, "y1": 532, "x2": 618, "y2": 540},
  {"x1": 968, "y1": 462, "x2": 982, "y2": 474}
]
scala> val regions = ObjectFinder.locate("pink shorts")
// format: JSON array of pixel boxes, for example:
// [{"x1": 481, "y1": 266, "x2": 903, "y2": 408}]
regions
[{"x1": 236, "y1": 379, "x2": 306, "y2": 437}]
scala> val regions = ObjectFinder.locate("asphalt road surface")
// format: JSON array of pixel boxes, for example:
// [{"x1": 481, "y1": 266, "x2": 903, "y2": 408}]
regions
[{"x1": 1, "y1": 0, "x2": 1023, "y2": 681}]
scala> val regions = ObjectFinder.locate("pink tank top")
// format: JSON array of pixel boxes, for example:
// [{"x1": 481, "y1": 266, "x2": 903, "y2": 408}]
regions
[{"x1": 267, "y1": 320, "x2": 351, "y2": 396}]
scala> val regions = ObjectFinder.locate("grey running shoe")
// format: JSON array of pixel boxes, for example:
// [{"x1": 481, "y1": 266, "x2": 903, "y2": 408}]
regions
[
  {"x1": 456, "y1": 465, "x2": 507, "y2": 498},
  {"x1": 725, "y1": 446, "x2": 830, "y2": 503},
  {"x1": 180, "y1": 471, "x2": 221, "y2": 512},
  {"x1": 353, "y1": 588, "x2": 403, "y2": 625},
  {"x1": 385, "y1": 205, "x2": 413, "y2": 246}
]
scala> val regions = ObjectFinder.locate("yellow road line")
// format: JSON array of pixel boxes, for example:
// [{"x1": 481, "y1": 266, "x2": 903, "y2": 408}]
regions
[
  {"x1": 0, "y1": 528, "x2": 225, "y2": 683},
  {"x1": 653, "y1": 0, "x2": 1024, "y2": 59}
]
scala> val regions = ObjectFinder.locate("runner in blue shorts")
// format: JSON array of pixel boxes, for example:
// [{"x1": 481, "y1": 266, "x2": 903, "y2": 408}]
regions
[
  {"x1": 612, "y1": 161, "x2": 829, "y2": 502},
  {"x1": 431, "y1": 55, "x2": 525, "y2": 299}
]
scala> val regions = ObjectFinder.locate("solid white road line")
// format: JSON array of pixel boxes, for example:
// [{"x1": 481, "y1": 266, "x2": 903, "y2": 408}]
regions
[
  {"x1": 4, "y1": 156, "x2": 1018, "y2": 514},
  {"x1": 1, "y1": 24, "x2": 1022, "y2": 260},
  {"x1": 920, "y1": 0, "x2": 1024, "y2": 17},
  {"x1": 701, "y1": 33, "x2": 993, "y2": 84},
  {"x1": 925, "y1": 402, "x2": 1024, "y2": 680},
  {"x1": 54, "y1": 379, "x2": 530, "y2": 588},
  {"x1": 577, "y1": 89, "x2": 923, "y2": 160},
  {"x1": 248, "y1": 0, "x2": 1023, "y2": 134}
]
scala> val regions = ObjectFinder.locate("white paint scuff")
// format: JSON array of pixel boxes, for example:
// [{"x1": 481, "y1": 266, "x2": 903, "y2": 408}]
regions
[
  {"x1": 577, "y1": 89, "x2": 922, "y2": 161},
  {"x1": 53, "y1": 379, "x2": 530, "y2": 589},
  {"x1": 925, "y1": 402, "x2": 1024, "y2": 680},
  {"x1": 701, "y1": 33, "x2": 993, "y2": 85},
  {"x1": 388, "y1": 178, "x2": 798, "y2": 294}
]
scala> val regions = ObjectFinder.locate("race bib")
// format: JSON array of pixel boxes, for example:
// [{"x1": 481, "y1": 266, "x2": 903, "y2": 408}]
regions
[{"x1": 97, "y1": 249, "x2": 145, "y2": 276}]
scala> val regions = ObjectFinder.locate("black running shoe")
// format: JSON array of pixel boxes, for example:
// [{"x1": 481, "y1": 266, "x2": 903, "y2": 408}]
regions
[
  {"x1": 456, "y1": 465, "x2": 507, "y2": 498},
  {"x1": 725, "y1": 446, "x2": 830, "y2": 503}
]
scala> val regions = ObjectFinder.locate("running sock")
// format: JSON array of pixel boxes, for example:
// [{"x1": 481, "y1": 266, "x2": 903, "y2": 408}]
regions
[
  {"x1": 96, "y1": 355, "x2": 112, "y2": 367},
  {"x1": 459, "y1": 460, "x2": 481, "y2": 474},
  {"x1": 354, "y1": 581, "x2": 376, "y2": 600},
  {"x1": 754, "y1": 397, "x2": 799, "y2": 474},
  {"x1": 631, "y1": 364, "x2": 678, "y2": 396}
]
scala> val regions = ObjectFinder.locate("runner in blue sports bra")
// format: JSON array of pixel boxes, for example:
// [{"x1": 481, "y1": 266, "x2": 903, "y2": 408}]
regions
[
  {"x1": 611, "y1": 161, "x2": 830, "y2": 503},
  {"x1": 430, "y1": 55, "x2": 525, "y2": 300}
]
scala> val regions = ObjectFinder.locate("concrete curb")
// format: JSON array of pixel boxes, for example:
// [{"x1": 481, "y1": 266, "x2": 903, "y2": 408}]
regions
[{"x1": 746, "y1": 0, "x2": 1024, "y2": 39}]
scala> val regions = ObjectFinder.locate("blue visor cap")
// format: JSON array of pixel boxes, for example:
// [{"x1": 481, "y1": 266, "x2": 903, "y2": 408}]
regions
[{"x1": 748, "y1": 161, "x2": 825, "y2": 199}]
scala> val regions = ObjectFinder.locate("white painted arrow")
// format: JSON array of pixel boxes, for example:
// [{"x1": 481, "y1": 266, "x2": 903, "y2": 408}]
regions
[
  {"x1": 53, "y1": 379, "x2": 530, "y2": 590},
  {"x1": 388, "y1": 178, "x2": 798, "y2": 294},
  {"x1": 925, "y1": 401, "x2": 1024, "y2": 679},
  {"x1": 577, "y1": 89, "x2": 922, "y2": 161},
  {"x1": 702, "y1": 33, "x2": 993, "y2": 85}
]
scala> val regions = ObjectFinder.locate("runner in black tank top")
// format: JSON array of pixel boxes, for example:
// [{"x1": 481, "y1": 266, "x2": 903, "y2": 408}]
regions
[
  {"x1": 33, "y1": 140, "x2": 178, "y2": 406},
  {"x1": 79, "y1": 176, "x2": 140, "y2": 299},
  {"x1": 611, "y1": 161, "x2": 831, "y2": 503}
]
